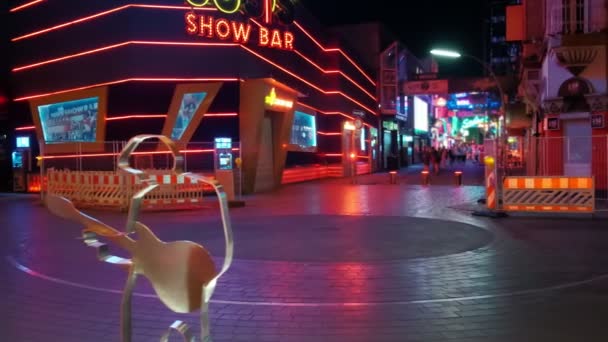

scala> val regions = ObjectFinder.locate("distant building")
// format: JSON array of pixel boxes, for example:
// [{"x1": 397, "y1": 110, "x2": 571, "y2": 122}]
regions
[
  {"x1": 5, "y1": 1, "x2": 378, "y2": 193},
  {"x1": 511, "y1": 0, "x2": 608, "y2": 191},
  {"x1": 331, "y1": 23, "x2": 436, "y2": 169},
  {"x1": 485, "y1": 0, "x2": 522, "y2": 76}
]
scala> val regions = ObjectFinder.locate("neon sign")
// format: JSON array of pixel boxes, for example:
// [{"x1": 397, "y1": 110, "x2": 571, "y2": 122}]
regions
[
  {"x1": 187, "y1": 0, "x2": 250, "y2": 15},
  {"x1": 265, "y1": 88, "x2": 293, "y2": 108},
  {"x1": 184, "y1": 0, "x2": 295, "y2": 51},
  {"x1": 187, "y1": 0, "x2": 277, "y2": 23}
]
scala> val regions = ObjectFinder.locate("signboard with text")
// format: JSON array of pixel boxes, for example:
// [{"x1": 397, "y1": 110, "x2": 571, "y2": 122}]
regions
[
  {"x1": 404, "y1": 80, "x2": 448, "y2": 95},
  {"x1": 185, "y1": 0, "x2": 295, "y2": 50}
]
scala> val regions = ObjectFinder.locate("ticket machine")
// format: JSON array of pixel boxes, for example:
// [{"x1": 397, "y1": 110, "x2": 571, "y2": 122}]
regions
[
  {"x1": 214, "y1": 137, "x2": 233, "y2": 171},
  {"x1": 12, "y1": 136, "x2": 31, "y2": 192},
  {"x1": 214, "y1": 137, "x2": 235, "y2": 201}
]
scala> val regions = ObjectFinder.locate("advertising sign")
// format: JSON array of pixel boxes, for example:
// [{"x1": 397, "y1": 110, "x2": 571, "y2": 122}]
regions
[
  {"x1": 404, "y1": 80, "x2": 448, "y2": 95},
  {"x1": 185, "y1": 0, "x2": 295, "y2": 50},
  {"x1": 591, "y1": 114, "x2": 604, "y2": 129},
  {"x1": 171, "y1": 92, "x2": 207, "y2": 140},
  {"x1": 290, "y1": 111, "x2": 317, "y2": 150},
  {"x1": 414, "y1": 96, "x2": 429, "y2": 133},
  {"x1": 38, "y1": 97, "x2": 99, "y2": 143}
]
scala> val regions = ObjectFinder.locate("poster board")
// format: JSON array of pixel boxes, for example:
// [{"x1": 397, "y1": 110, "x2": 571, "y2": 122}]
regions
[
  {"x1": 29, "y1": 87, "x2": 108, "y2": 154},
  {"x1": 287, "y1": 110, "x2": 317, "y2": 152},
  {"x1": 160, "y1": 83, "x2": 223, "y2": 146}
]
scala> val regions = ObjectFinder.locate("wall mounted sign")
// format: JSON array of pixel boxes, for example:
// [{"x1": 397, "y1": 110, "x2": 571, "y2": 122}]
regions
[
  {"x1": 591, "y1": 114, "x2": 604, "y2": 129},
  {"x1": 352, "y1": 109, "x2": 365, "y2": 117},
  {"x1": 185, "y1": 0, "x2": 295, "y2": 50},
  {"x1": 265, "y1": 87, "x2": 293, "y2": 108},
  {"x1": 545, "y1": 117, "x2": 560, "y2": 130},
  {"x1": 404, "y1": 80, "x2": 448, "y2": 95}
]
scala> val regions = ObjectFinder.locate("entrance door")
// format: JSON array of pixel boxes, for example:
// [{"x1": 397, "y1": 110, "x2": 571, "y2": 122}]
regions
[
  {"x1": 255, "y1": 116, "x2": 275, "y2": 192},
  {"x1": 563, "y1": 119, "x2": 591, "y2": 176},
  {"x1": 383, "y1": 130, "x2": 392, "y2": 169}
]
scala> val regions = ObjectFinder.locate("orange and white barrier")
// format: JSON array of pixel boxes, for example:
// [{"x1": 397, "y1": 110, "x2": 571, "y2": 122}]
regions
[
  {"x1": 46, "y1": 169, "x2": 215, "y2": 210},
  {"x1": 484, "y1": 156, "x2": 497, "y2": 210},
  {"x1": 503, "y1": 176, "x2": 595, "y2": 213}
]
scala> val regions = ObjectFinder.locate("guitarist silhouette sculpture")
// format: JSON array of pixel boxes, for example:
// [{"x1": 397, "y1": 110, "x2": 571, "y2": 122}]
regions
[{"x1": 45, "y1": 135, "x2": 234, "y2": 342}]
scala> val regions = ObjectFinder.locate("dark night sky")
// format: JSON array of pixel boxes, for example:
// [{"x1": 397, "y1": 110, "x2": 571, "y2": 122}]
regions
[{"x1": 300, "y1": 0, "x2": 489, "y2": 77}]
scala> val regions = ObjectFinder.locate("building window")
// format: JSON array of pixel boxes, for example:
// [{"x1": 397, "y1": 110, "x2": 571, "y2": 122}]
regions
[
  {"x1": 558, "y1": 0, "x2": 587, "y2": 34},
  {"x1": 575, "y1": 0, "x2": 585, "y2": 32}
]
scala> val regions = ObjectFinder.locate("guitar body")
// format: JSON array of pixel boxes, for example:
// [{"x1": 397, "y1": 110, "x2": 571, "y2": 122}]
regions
[{"x1": 132, "y1": 222, "x2": 217, "y2": 313}]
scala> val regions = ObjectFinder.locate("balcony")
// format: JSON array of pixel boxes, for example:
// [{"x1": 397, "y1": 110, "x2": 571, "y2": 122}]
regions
[{"x1": 548, "y1": 2, "x2": 605, "y2": 37}]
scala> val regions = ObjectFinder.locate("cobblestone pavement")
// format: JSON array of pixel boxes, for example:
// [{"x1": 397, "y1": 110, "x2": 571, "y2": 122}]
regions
[{"x1": 3, "y1": 170, "x2": 608, "y2": 341}]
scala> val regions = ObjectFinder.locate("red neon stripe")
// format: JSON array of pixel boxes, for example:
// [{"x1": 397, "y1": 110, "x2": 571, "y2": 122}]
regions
[
  {"x1": 14, "y1": 77, "x2": 240, "y2": 101},
  {"x1": 13, "y1": 42, "x2": 130, "y2": 71},
  {"x1": 323, "y1": 154, "x2": 343, "y2": 157},
  {"x1": 16, "y1": 125, "x2": 35, "y2": 131},
  {"x1": 239, "y1": 45, "x2": 376, "y2": 115},
  {"x1": 250, "y1": 19, "x2": 375, "y2": 102},
  {"x1": 293, "y1": 21, "x2": 375, "y2": 86},
  {"x1": 12, "y1": 40, "x2": 374, "y2": 103},
  {"x1": 10, "y1": 0, "x2": 44, "y2": 12},
  {"x1": 107, "y1": 114, "x2": 166, "y2": 121},
  {"x1": 264, "y1": 0, "x2": 271, "y2": 24},
  {"x1": 317, "y1": 131, "x2": 341, "y2": 136},
  {"x1": 298, "y1": 102, "x2": 355, "y2": 121},
  {"x1": 11, "y1": 4, "x2": 374, "y2": 89},
  {"x1": 14, "y1": 49, "x2": 375, "y2": 115},
  {"x1": 292, "y1": 50, "x2": 375, "y2": 101},
  {"x1": 11, "y1": 4, "x2": 216, "y2": 42},
  {"x1": 203, "y1": 113, "x2": 238, "y2": 117},
  {"x1": 12, "y1": 40, "x2": 374, "y2": 114},
  {"x1": 13, "y1": 41, "x2": 237, "y2": 72}
]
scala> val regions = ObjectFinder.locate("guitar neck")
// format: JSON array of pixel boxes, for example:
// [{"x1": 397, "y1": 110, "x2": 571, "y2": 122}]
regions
[{"x1": 78, "y1": 213, "x2": 136, "y2": 254}]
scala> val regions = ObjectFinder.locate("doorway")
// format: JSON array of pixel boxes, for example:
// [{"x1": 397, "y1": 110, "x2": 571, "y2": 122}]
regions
[
  {"x1": 255, "y1": 115, "x2": 275, "y2": 192},
  {"x1": 563, "y1": 118, "x2": 591, "y2": 176}
]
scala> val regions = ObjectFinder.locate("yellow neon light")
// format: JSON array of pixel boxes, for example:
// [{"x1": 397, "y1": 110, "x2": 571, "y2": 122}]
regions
[
  {"x1": 188, "y1": 0, "x2": 242, "y2": 14},
  {"x1": 186, "y1": 0, "x2": 210, "y2": 6},
  {"x1": 213, "y1": 0, "x2": 241, "y2": 14},
  {"x1": 265, "y1": 87, "x2": 293, "y2": 108},
  {"x1": 343, "y1": 122, "x2": 356, "y2": 130}
]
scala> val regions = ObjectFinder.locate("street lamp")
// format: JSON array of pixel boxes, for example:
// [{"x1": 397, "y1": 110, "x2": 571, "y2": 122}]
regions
[{"x1": 430, "y1": 48, "x2": 508, "y2": 217}]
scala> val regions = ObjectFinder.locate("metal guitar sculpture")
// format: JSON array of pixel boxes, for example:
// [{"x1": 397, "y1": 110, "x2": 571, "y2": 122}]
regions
[{"x1": 45, "y1": 135, "x2": 234, "y2": 342}]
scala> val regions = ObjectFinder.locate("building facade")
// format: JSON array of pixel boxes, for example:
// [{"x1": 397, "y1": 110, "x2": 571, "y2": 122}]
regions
[
  {"x1": 486, "y1": 0, "x2": 523, "y2": 77},
  {"x1": 514, "y1": 0, "x2": 608, "y2": 191},
  {"x1": 6, "y1": 0, "x2": 378, "y2": 193}
]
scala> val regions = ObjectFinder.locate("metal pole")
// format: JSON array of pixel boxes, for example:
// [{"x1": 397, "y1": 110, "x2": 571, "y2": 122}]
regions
[{"x1": 463, "y1": 53, "x2": 507, "y2": 211}]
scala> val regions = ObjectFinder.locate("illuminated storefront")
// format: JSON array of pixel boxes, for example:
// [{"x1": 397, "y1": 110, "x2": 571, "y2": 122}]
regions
[
  {"x1": 429, "y1": 92, "x2": 500, "y2": 148},
  {"x1": 8, "y1": 0, "x2": 377, "y2": 193}
]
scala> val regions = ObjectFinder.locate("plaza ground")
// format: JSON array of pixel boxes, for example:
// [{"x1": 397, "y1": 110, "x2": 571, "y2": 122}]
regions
[{"x1": 2, "y1": 163, "x2": 608, "y2": 341}]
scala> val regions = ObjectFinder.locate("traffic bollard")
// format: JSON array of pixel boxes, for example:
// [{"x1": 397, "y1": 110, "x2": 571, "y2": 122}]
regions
[
  {"x1": 454, "y1": 171, "x2": 462, "y2": 186},
  {"x1": 421, "y1": 170, "x2": 430, "y2": 186},
  {"x1": 389, "y1": 171, "x2": 397, "y2": 184}
]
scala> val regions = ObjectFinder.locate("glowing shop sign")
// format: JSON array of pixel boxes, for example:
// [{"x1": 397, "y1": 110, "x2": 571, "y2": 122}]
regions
[
  {"x1": 184, "y1": 0, "x2": 294, "y2": 50},
  {"x1": 187, "y1": 0, "x2": 255, "y2": 15},
  {"x1": 187, "y1": 0, "x2": 279, "y2": 18},
  {"x1": 265, "y1": 88, "x2": 293, "y2": 108}
]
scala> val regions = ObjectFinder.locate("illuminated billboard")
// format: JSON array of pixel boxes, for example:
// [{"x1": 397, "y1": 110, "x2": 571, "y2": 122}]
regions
[
  {"x1": 289, "y1": 111, "x2": 317, "y2": 151},
  {"x1": 170, "y1": 92, "x2": 207, "y2": 140},
  {"x1": 38, "y1": 97, "x2": 99, "y2": 143},
  {"x1": 29, "y1": 86, "x2": 108, "y2": 153},
  {"x1": 161, "y1": 83, "x2": 222, "y2": 145},
  {"x1": 414, "y1": 96, "x2": 429, "y2": 133}
]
